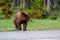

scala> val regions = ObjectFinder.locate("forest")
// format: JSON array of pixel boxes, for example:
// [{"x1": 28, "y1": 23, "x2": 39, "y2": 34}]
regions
[{"x1": 0, "y1": 0, "x2": 60, "y2": 19}]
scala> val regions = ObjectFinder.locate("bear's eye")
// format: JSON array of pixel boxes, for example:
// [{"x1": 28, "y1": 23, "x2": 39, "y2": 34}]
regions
[{"x1": 27, "y1": 17, "x2": 30, "y2": 19}]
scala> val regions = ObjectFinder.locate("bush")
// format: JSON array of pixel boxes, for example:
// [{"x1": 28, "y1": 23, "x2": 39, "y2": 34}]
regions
[
  {"x1": 48, "y1": 10, "x2": 60, "y2": 20},
  {"x1": 0, "y1": 0, "x2": 14, "y2": 19},
  {"x1": 0, "y1": 7, "x2": 3, "y2": 19},
  {"x1": 49, "y1": 16, "x2": 57, "y2": 20},
  {"x1": 25, "y1": 9, "x2": 48, "y2": 19},
  {"x1": 1, "y1": 10, "x2": 13, "y2": 19},
  {"x1": 0, "y1": 0, "x2": 6, "y2": 6},
  {"x1": 0, "y1": 4, "x2": 14, "y2": 19}
]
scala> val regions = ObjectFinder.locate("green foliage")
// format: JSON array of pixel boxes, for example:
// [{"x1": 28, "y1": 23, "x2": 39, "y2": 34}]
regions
[
  {"x1": 1, "y1": 5, "x2": 13, "y2": 19},
  {"x1": 0, "y1": 0, "x2": 60, "y2": 19},
  {"x1": 32, "y1": 0, "x2": 44, "y2": 11},
  {"x1": 48, "y1": 10, "x2": 60, "y2": 20},
  {"x1": 49, "y1": 16, "x2": 57, "y2": 20},
  {"x1": 0, "y1": 1, "x2": 6, "y2": 6},
  {"x1": 25, "y1": 0, "x2": 48, "y2": 19},
  {"x1": 0, "y1": 7, "x2": 3, "y2": 19},
  {"x1": 1, "y1": 10, "x2": 13, "y2": 19},
  {"x1": 0, "y1": 0, "x2": 13, "y2": 19},
  {"x1": 25, "y1": 9, "x2": 39, "y2": 19},
  {"x1": 25, "y1": 9, "x2": 48, "y2": 19}
]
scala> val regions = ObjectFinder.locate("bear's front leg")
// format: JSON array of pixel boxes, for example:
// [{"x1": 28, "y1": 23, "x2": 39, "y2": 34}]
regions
[{"x1": 23, "y1": 22, "x2": 27, "y2": 31}]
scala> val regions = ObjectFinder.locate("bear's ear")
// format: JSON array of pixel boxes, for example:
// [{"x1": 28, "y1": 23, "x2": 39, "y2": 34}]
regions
[
  {"x1": 22, "y1": 12, "x2": 26, "y2": 16},
  {"x1": 21, "y1": 12, "x2": 28, "y2": 17}
]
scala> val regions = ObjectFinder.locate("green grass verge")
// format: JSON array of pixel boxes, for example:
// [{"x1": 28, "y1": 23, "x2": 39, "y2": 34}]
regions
[{"x1": 0, "y1": 18, "x2": 60, "y2": 31}]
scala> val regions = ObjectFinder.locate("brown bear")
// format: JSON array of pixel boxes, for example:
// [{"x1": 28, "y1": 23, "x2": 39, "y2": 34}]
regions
[{"x1": 14, "y1": 11, "x2": 32, "y2": 31}]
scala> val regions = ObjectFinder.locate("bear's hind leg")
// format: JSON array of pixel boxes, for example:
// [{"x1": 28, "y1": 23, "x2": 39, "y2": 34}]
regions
[
  {"x1": 19, "y1": 25, "x2": 22, "y2": 30},
  {"x1": 17, "y1": 23, "x2": 22, "y2": 31}
]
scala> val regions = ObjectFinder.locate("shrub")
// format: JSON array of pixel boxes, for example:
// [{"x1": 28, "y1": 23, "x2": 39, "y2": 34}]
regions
[
  {"x1": 49, "y1": 16, "x2": 57, "y2": 20},
  {"x1": 0, "y1": 7, "x2": 3, "y2": 19},
  {"x1": 25, "y1": 9, "x2": 48, "y2": 19},
  {"x1": 1, "y1": 10, "x2": 13, "y2": 19}
]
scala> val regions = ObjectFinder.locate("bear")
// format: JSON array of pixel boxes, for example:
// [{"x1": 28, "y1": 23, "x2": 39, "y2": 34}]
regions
[{"x1": 14, "y1": 11, "x2": 32, "y2": 31}]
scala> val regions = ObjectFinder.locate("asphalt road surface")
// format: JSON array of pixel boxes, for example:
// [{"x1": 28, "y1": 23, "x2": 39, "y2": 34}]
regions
[{"x1": 0, "y1": 30, "x2": 60, "y2": 40}]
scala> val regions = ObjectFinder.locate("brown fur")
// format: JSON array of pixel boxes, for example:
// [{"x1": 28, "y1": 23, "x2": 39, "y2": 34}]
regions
[{"x1": 14, "y1": 11, "x2": 32, "y2": 31}]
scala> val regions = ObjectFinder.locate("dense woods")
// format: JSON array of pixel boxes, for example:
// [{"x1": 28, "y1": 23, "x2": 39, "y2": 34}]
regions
[{"x1": 0, "y1": 0, "x2": 60, "y2": 19}]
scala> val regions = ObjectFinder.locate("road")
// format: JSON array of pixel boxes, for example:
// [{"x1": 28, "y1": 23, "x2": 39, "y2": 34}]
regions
[{"x1": 0, "y1": 30, "x2": 60, "y2": 40}]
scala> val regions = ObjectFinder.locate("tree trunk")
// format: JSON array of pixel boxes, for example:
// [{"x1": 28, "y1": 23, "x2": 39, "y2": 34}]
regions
[
  {"x1": 23, "y1": 0, "x2": 25, "y2": 10},
  {"x1": 47, "y1": 0, "x2": 50, "y2": 12},
  {"x1": 21, "y1": 0, "x2": 25, "y2": 10}
]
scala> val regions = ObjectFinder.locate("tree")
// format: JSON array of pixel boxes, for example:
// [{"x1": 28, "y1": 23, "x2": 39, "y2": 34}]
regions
[
  {"x1": 0, "y1": 0, "x2": 13, "y2": 19},
  {"x1": 32, "y1": 0, "x2": 44, "y2": 11}
]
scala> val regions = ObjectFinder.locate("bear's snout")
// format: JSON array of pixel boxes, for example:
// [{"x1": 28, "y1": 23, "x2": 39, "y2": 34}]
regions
[{"x1": 29, "y1": 18, "x2": 32, "y2": 21}]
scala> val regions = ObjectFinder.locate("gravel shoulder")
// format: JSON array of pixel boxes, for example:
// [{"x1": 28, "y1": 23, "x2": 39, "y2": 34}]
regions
[{"x1": 0, "y1": 30, "x2": 60, "y2": 40}]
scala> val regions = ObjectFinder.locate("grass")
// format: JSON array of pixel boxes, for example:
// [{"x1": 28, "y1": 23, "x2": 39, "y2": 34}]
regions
[
  {"x1": 28, "y1": 19, "x2": 60, "y2": 31},
  {"x1": 0, "y1": 18, "x2": 60, "y2": 31}
]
